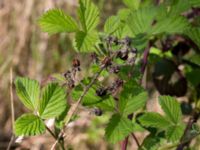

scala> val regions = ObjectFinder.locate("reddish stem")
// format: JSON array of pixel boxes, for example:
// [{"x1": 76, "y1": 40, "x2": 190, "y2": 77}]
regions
[
  {"x1": 141, "y1": 43, "x2": 151, "y2": 74},
  {"x1": 121, "y1": 137, "x2": 129, "y2": 150}
]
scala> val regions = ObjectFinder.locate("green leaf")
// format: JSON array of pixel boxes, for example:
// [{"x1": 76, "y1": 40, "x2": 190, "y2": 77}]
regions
[
  {"x1": 38, "y1": 9, "x2": 78, "y2": 34},
  {"x1": 168, "y1": 0, "x2": 191, "y2": 15},
  {"x1": 72, "y1": 85, "x2": 100, "y2": 105},
  {"x1": 96, "y1": 96, "x2": 116, "y2": 111},
  {"x1": 127, "y1": 6, "x2": 157, "y2": 35},
  {"x1": 190, "y1": 0, "x2": 200, "y2": 7},
  {"x1": 105, "y1": 114, "x2": 134, "y2": 143},
  {"x1": 51, "y1": 73, "x2": 66, "y2": 84},
  {"x1": 15, "y1": 77, "x2": 40, "y2": 111},
  {"x1": 141, "y1": 134, "x2": 161, "y2": 150},
  {"x1": 185, "y1": 54, "x2": 200, "y2": 67},
  {"x1": 159, "y1": 96, "x2": 182, "y2": 124},
  {"x1": 104, "y1": 16, "x2": 121, "y2": 34},
  {"x1": 55, "y1": 106, "x2": 69, "y2": 129},
  {"x1": 72, "y1": 85, "x2": 115, "y2": 111},
  {"x1": 14, "y1": 114, "x2": 45, "y2": 136},
  {"x1": 123, "y1": 0, "x2": 141, "y2": 10},
  {"x1": 39, "y1": 83, "x2": 67, "y2": 119},
  {"x1": 186, "y1": 69, "x2": 200, "y2": 87},
  {"x1": 150, "y1": 16, "x2": 189, "y2": 34},
  {"x1": 185, "y1": 27, "x2": 200, "y2": 48},
  {"x1": 78, "y1": 0, "x2": 100, "y2": 32},
  {"x1": 166, "y1": 124, "x2": 185, "y2": 142},
  {"x1": 138, "y1": 112, "x2": 171, "y2": 129},
  {"x1": 132, "y1": 119, "x2": 145, "y2": 132},
  {"x1": 104, "y1": 15, "x2": 132, "y2": 38},
  {"x1": 117, "y1": 9, "x2": 131, "y2": 21},
  {"x1": 119, "y1": 82, "x2": 148, "y2": 116},
  {"x1": 74, "y1": 31, "x2": 99, "y2": 52}
]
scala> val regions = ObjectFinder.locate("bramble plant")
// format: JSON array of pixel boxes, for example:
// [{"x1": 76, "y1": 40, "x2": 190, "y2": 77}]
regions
[{"x1": 13, "y1": 0, "x2": 200, "y2": 150}]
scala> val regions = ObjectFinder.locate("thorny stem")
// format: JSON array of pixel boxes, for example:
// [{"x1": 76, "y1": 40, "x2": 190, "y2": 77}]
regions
[{"x1": 51, "y1": 65, "x2": 106, "y2": 150}]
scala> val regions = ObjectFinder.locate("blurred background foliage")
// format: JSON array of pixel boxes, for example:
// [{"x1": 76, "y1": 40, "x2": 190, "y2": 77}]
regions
[
  {"x1": 1, "y1": 0, "x2": 200, "y2": 150},
  {"x1": 0, "y1": 0, "x2": 126, "y2": 149}
]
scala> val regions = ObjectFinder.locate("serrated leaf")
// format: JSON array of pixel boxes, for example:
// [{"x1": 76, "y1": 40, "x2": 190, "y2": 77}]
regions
[
  {"x1": 159, "y1": 96, "x2": 182, "y2": 124},
  {"x1": 14, "y1": 114, "x2": 45, "y2": 136},
  {"x1": 150, "y1": 16, "x2": 189, "y2": 34},
  {"x1": 166, "y1": 124, "x2": 185, "y2": 142},
  {"x1": 119, "y1": 82, "x2": 148, "y2": 116},
  {"x1": 78, "y1": 0, "x2": 100, "y2": 32},
  {"x1": 132, "y1": 119, "x2": 145, "y2": 132},
  {"x1": 104, "y1": 16, "x2": 121, "y2": 34},
  {"x1": 138, "y1": 112, "x2": 171, "y2": 129},
  {"x1": 185, "y1": 27, "x2": 200, "y2": 48},
  {"x1": 105, "y1": 114, "x2": 134, "y2": 143},
  {"x1": 72, "y1": 85, "x2": 100, "y2": 105},
  {"x1": 38, "y1": 9, "x2": 78, "y2": 34},
  {"x1": 127, "y1": 6, "x2": 157, "y2": 35},
  {"x1": 141, "y1": 134, "x2": 161, "y2": 150},
  {"x1": 72, "y1": 85, "x2": 115, "y2": 111},
  {"x1": 74, "y1": 31, "x2": 99, "y2": 52},
  {"x1": 39, "y1": 83, "x2": 67, "y2": 119},
  {"x1": 168, "y1": 0, "x2": 191, "y2": 15},
  {"x1": 96, "y1": 96, "x2": 115, "y2": 111},
  {"x1": 15, "y1": 77, "x2": 40, "y2": 111}
]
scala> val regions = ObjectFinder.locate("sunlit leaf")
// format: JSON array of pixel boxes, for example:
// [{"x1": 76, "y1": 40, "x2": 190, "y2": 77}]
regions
[
  {"x1": 15, "y1": 77, "x2": 40, "y2": 111},
  {"x1": 78, "y1": 0, "x2": 100, "y2": 32},
  {"x1": 74, "y1": 31, "x2": 99, "y2": 52},
  {"x1": 14, "y1": 114, "x2": 45, "y2": 136},
  {"x1": 38, "y1": 9, "x2": 78, "y2": 34},
  {"x1": 39, "y1": 83, "x2": 67, "y2": 119}
]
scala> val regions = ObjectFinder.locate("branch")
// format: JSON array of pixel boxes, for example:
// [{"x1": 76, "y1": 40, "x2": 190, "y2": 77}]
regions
[
  {"x1": 176, "y1": 111, "x2": 200, "y2": 150},
  {"x1": 50, "y1": 65, "x2": 106, "y2": 149}
]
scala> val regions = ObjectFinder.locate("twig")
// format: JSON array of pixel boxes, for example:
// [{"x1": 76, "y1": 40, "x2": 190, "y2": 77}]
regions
[
  {"x1": 176, "y1": 111, "x2": 200, "y2": 150},
  {"x1": 6, "y1": 136, "x2": 15, "y2": 150},
  {"x1": 50, "y1": 65, "x2": 106, "y2": 150},
  {"x1": 7, "y1": 67, "x2": 15, "y2": 150},
  {"x1": 45, "y1": 125, "x2": 57, "y2": 140},
  {"x1": 131, "y1": 133, "x2": 140, "y2": 148},
  {"x1": 46, "y1": 125, "x2": 65, "y2": 150},
  {"x1": 10, "y1": 67, "x2": 15, "y2": 131}
]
